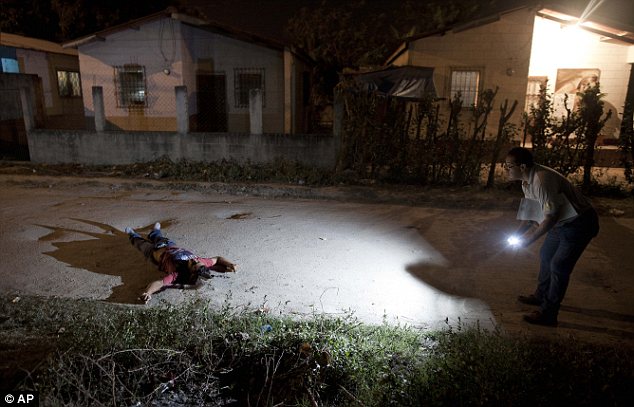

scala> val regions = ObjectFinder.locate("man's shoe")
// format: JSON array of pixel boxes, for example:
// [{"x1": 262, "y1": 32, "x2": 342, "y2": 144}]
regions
[
  {"x1": 125, "y1": 227, "x2": 135, "y2": 235},
  {"x1": 154, "y1": 222, "x2": 161, "y2": 231},
  {"x1": 523, "y1": 310, "x2": 557, "y2": 327},
  {"x1": 518, "y1": 294, "x2": 542, "y2": 306}
]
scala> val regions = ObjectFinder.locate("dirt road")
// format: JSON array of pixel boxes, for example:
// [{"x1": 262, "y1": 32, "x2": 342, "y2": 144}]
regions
[{"x1": 1, "y1": 174, "x2": 633, "y2": 346}]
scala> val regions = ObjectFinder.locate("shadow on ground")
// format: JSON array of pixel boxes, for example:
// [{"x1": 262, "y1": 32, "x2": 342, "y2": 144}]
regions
[
  {"x1": 405, "y1": 210, "x2": 634, "y2": 342},
  {"x1": 37, "y1": 218, "x2": 175, "y2": 303}
]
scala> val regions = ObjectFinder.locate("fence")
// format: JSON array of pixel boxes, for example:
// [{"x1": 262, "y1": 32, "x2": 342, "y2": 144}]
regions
[{"x1": 18, "y1": 85, "x2": 338, "y2": 168}]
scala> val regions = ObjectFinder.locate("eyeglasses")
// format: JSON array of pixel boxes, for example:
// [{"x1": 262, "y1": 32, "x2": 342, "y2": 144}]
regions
[{"x1": 503, "y1": 162, "x2": 518, "y2": 170}]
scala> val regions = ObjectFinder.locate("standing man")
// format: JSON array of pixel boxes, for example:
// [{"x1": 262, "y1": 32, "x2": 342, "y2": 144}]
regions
[{"x1": 504, "y1": 147, "x2": 599, "y2": 326}]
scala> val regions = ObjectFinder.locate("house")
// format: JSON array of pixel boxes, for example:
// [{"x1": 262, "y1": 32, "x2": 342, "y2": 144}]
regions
[
  {"x1": 62, "y1": 7, "x2": 312, "y2": 134},
  {"x1": 1, "y1": 32, "x2": 83, "y2": 157},
  {"x1": 386, "y1": 0, "x2": 634, "y2": 143}
]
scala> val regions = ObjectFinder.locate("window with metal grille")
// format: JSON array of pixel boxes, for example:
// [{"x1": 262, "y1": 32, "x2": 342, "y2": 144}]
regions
[
  {"x1": 234, "y1": 68, "x2": 265, "y2": 108},
  {"x1": 56, "y1": 70, "x2": 81, "y2": 97},
  {"x1": 450, "y1": 69, "x2": 480, "y2": 107},
  {"x1": 114, "y1": 64, "x2": 147, "y2": 108}
]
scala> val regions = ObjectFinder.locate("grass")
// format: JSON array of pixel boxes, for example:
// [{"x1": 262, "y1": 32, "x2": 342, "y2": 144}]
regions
[
  {"x1": 2, "y1": 156, "x2": 633, "y2": 197},
  {"x1": 1, "y1": 296, "x2": 632, "y2": 406}
]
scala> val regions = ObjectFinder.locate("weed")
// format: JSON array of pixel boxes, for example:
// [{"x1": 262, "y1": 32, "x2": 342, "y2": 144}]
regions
[{"x1": 1, "y1": 296, "x2": 633, "y2": 406}]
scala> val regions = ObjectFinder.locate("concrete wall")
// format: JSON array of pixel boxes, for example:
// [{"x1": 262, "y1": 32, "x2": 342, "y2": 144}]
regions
[
  {"x1": 26, "y1": 130, "x2": 338, "y2": 168},
  {"x1": 14, "y1": 48, "x2": 82, "y2": 118},
  {"x1": 0, "y1": 73, "x2": 46, "y2": 158},
  {"x1": 43, "y1": 53, "x2": 84, "y2": 117}
]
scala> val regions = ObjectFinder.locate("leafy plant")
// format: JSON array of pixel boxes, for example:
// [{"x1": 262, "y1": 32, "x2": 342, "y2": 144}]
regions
[{"x1": 3, "y1": 296, "x2": 633, "y2": 406}]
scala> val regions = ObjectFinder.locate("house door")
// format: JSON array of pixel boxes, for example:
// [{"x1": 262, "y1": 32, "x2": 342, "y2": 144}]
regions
[{"x1": 196, "y1": 73, "x2": 227, "y2": 132}]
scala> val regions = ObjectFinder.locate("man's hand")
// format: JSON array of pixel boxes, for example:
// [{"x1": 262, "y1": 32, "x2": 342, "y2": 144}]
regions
[{"x1": 140, "y1": 292, "x2": 152, "y2": 303}]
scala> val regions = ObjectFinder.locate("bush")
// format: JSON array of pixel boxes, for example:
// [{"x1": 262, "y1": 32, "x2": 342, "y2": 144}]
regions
[{"x1": 3, "y1": 296, "x2": 633, "y2": 406}]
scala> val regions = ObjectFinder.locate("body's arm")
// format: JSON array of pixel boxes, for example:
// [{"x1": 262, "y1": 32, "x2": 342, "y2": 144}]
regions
[
  {"x1": 140, "y1": 280, "x2": 166, "y2": 303},
  {"x1": 211, "y1": 256, "x2": 237, "y2": 272}
]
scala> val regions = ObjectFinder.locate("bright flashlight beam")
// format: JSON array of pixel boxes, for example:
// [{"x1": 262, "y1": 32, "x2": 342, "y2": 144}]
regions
[
  {"x1": 579, "y1": 0, "x2": 606, "y2": 24},
  {"x1": 507, "y1": 236, "x2": 521, "y2": 247}
]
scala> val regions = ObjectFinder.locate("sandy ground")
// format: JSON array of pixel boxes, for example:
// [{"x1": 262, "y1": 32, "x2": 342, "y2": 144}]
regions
[{"x1": 0, "y1": 173, "x2": 633, "y2": 347}]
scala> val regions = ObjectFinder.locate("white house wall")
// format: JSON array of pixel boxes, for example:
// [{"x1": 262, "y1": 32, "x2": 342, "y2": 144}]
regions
[
  {"x1": 528, "y1": 15, "x2": 632, "y2": 138},
  {"x1": 180, "y1": 23, "x2": 284, "y2": 132},
  {"x1": 78, "y1": 18, "x2": 185, "y2": 129},
  {"x1": 78, "y1": 18, "x2": 285, "y2": 132}
]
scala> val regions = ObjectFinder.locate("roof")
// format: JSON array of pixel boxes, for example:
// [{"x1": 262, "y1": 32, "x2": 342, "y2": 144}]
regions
[
  {"x1": 407, "y1": 1, "x2": 631, "y2": 43},
  {"x1": 62, "y1": 6, "x2": 288, "y2": 51},
  {"x1": 0, "y1": 32, "x2": 78, "y2": 56},
  {"x1": 186, "y1": 0, "x2": 320, "y2": 46},
  {"x1": 537, "y1": 0, "x2": 634, "y2": 43},
  {"x1": 386, "y1": 0, "x2": 634, "y2": 65}
]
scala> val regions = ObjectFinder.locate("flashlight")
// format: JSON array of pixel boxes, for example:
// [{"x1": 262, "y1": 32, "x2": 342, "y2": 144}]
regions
[{"x1": 507, "y1": 235, "x2": 521, "y2": 247}]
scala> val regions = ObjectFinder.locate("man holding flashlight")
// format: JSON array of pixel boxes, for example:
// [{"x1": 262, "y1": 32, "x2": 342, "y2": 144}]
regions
[{"x1": 504, "y1": 147, "x2": 599, "y2": 326}]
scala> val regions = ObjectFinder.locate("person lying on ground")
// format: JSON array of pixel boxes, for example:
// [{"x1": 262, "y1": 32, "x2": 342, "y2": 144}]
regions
[{"x1": 125, "y1": 222, "x2": 237, "y2": 303}]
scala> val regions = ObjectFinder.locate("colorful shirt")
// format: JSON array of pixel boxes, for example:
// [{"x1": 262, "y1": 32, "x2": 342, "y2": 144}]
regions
[{"x1": 158, "y1": 247, "x2": 217, "y2": 285}]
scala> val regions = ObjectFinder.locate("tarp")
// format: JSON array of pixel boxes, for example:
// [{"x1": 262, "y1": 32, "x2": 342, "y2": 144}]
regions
[{"x1": 354, "y1": 66, "x2": 436, "y2": 99}]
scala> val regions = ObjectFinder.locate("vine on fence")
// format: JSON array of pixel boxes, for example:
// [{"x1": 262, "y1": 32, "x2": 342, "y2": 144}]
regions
[
  {"x1": 525, "y1": 81, "x2": 614, "y2": 192},
  {"x1": 620, "y1": 99, "x2": 634, "y2": 185},
  {"x1": 336, "y1": 78, "x2": 625, "y2": 191},
  {"x1": 336, "y1": 79, "x2": 516, "y2": 186}
]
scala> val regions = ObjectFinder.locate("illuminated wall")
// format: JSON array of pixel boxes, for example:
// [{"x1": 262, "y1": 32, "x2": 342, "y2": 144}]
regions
[{"x1": 528, "y1": 16, "x2": 633, "y2": 139}]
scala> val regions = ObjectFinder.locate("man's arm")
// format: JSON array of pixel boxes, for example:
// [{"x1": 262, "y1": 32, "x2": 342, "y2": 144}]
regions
[
  {"x1": 140, "y1": 280, "x2": 165, "y2": 303},
  {"x1": 515, "y1": 220, "x2": 535, "y2": 236},
  {"x1": 520, "y1": 214, "x2": 558, "y2": 247}
]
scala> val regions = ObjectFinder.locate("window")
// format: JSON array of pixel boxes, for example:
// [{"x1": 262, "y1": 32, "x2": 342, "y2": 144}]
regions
[
  {"x1": 114, "y1": 64, "x2": 147, "y2": 108},
  {"x1": 524, "y1": 76, "x2": 548, "y2": 112},
  {"x1": 1, "y1": 58, "x2": 19, "y2": 73},
  {"x1": 450, "y1": 69, "x2": 480, "y2": 107},
  {"x1": 234, "y1": 68, "x2": 265, "y2": 108},
  {"x1": 56, "y1": 70, "x2": 81, "y2": 97}
]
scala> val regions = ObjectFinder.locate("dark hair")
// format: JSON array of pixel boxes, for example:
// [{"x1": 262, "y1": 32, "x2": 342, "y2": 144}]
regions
[
  {"x1": 506, "y1": 147, "x2": 534, "y2": 167},
  {"x1": 174, "y1": 261, "x2": 199, "y2": 285}
]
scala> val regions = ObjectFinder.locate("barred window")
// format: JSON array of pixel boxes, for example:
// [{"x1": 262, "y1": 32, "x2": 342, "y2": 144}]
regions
[
  {"x1": 234, "y1": 68, "x2": 265, "y2": 108},
  {"x1": 450, "y1": 69, "x2": 480, "y2": 107},
  {"x1": 57, "y1": 70, "x2": 81, "y2": 97},
  {"x1": 524, "y1": 76, "x2": 548, "y2": 112},
  {"x1": 114, "y1": 64, "x2": 147, "y2": 108}
]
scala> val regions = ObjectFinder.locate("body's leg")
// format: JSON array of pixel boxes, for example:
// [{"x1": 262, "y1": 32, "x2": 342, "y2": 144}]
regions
[
  {"x1": 126, "y1": 228, "x2": 155, "y2": 261},
  {"x1": 148, "y1": 224, "x2": 175, "y2": 248}
]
